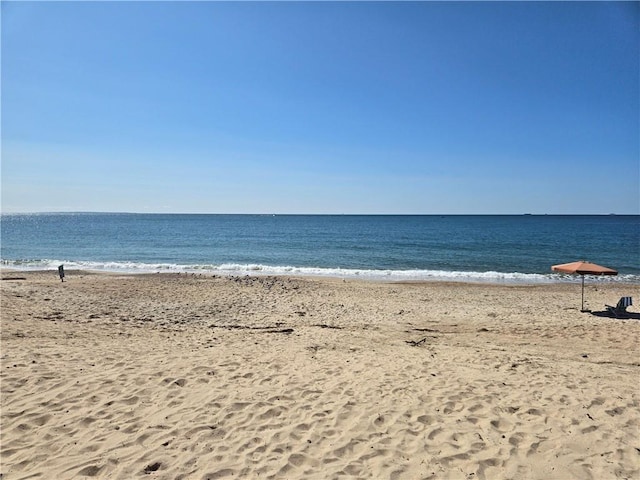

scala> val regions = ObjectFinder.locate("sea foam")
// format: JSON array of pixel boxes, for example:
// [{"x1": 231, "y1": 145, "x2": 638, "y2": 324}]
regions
[{"x1": 3, "y1": 259, "x2": 638, "y2": 284}]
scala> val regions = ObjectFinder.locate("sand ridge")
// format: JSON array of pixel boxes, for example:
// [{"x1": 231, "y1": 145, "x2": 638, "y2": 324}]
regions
[{"x1": 1, "y1": 270, "x2": 639, "y2": 479}]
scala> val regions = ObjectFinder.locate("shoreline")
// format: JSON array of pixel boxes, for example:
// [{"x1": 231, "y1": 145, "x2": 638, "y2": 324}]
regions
[
  {"x1": 2, "y1": 270, "x2": 639, "y2": 479},
  {"x1": 3, "y1": 266, "x2": 639, "y2": 286}
]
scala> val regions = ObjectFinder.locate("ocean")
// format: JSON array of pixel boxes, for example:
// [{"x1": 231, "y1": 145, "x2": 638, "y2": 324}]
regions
[{"x1": 1, "y1": 213, "x2": 638, "y2": 283}]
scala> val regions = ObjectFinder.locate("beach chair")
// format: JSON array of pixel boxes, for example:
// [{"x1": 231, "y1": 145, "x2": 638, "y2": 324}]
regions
[{"x1": 605, "y1": 297, "x2": 633, "y2": 318}]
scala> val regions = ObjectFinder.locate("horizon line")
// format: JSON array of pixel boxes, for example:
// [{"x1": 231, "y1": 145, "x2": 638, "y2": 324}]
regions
[{"x1": 1, "y1": 211, "x2": 638, "y2": 216}]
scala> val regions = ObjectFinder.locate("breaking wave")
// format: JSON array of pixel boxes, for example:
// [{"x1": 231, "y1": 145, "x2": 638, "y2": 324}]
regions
[{"x1": 3, "y1": 259, "x2": 638, "y2": 284}]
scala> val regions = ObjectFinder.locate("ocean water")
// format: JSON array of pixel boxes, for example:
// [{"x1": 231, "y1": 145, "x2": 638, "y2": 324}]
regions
[{"x1": 1, "y1": 213, "x2": 639, "y2": 283}]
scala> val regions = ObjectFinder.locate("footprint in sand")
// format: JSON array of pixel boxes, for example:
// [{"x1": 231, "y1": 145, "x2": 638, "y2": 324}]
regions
[
  {"x1": 77, "y1": 465, "x2": 103, "y2": 476},
  {"x1": 427, "y1": 427, "x2": 443, "y2": 440},
  {"x1": 120, "y1": 395, "x2": 139, "y2": 405},
  {"x1": 605, "y1": 406, "x2": 625, "y2": 416},
  {"x1": 490, "y1": 418, "x2": 513, "y2": 433}
]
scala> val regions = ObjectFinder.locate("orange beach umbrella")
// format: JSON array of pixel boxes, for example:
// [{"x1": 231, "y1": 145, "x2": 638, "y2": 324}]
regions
[{"x1": 551, "y1": 261, "x2": 618, "y2": 312}]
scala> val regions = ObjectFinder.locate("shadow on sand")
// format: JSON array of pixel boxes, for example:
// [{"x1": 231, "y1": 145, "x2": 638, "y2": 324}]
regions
[{"x1": 589, "y1": 310, "x2": 640, "y2": 320}]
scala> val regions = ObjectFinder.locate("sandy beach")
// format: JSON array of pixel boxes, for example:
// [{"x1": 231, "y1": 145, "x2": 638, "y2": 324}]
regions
[{"x1": 1, "y1": 270, "x2": 638, "y2": 479}]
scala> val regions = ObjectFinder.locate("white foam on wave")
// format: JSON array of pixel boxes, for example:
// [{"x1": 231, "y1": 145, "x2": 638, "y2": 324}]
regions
[{"x1": 3, "y1": 259, "x2": 639, "y2": 284}]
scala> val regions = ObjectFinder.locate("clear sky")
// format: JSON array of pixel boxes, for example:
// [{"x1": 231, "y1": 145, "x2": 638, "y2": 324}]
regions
[{"x1": 1, "y1": 1, "x2": 638, "y2": 214}]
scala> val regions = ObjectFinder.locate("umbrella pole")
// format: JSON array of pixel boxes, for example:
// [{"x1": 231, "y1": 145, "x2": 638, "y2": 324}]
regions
[{"x1": 581, "y1": 275, "x2": 585, "y2": 312}]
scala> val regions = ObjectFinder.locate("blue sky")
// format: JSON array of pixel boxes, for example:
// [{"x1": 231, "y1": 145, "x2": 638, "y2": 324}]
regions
[{"x1": 2, "y1": 1, "x2": 638, "y2": 214}]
